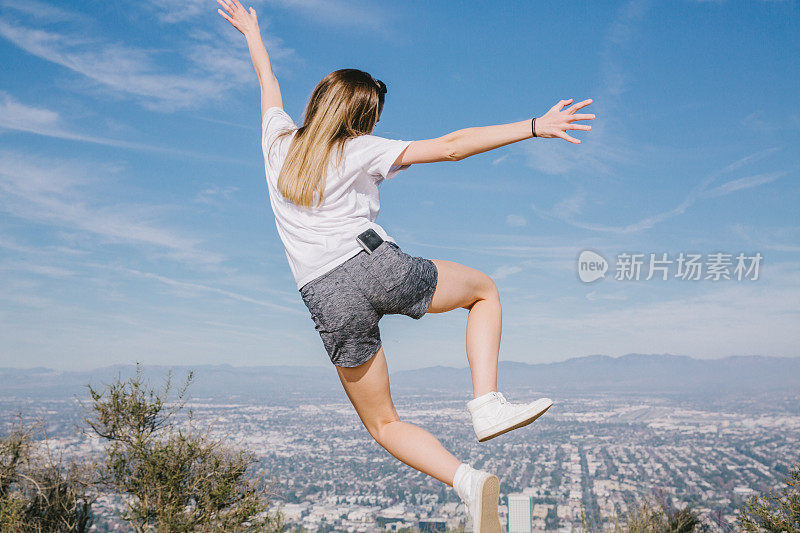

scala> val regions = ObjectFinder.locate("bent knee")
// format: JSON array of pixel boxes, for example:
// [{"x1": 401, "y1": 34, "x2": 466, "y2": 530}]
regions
[
  {"x1": 470, "y1": 272, "x2": 499, "y2": 304},
  {"x1": 484, "y1": 274, "x2": 499, "y2": 298}
]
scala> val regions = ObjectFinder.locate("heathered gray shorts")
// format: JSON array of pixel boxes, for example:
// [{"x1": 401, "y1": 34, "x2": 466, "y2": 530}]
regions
[{"x1": 298, "y1": 241, "x2": 439, "y2": 368}]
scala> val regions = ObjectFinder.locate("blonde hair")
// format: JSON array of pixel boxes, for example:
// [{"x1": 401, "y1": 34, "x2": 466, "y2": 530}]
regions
[{"x1": 273, "y1": 69, "x2": 387, "y2": 209}]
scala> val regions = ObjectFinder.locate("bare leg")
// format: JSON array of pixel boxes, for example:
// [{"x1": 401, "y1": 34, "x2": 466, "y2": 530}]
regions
[
  {"x1": 336, "y1": 347, "x2": 462, "y2": 486},
  {"x1": 426, "y1": 259, "x2": 501, "y2": 398}
]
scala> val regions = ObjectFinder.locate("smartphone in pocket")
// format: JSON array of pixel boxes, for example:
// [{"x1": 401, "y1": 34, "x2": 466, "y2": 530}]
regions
[{"x1": 356, "y1": 228, "x2": 384, "y2": 254}]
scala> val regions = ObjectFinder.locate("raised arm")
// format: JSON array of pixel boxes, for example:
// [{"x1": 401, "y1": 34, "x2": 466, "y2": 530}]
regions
[
  {"x1": 217, "y1": 0, "x2": 282, "y2": 115},
  {"x1": 395, "y1": 98, "x2": 595, "y2": 165}
]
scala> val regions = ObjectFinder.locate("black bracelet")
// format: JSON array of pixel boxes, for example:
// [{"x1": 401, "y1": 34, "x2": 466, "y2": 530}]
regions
[{"x1": 531, "y1": 117, "x2": 538, "y2": 138}]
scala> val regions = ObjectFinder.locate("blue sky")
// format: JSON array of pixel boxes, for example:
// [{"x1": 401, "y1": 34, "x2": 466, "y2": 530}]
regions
[{"x1": 0, "y1": 0, "x2": 798, "y2": 371}]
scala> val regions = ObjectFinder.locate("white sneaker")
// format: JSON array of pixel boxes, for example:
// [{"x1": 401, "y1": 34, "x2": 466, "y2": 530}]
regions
[
  {"x1": 454, "y1": 465, "x2": 501, "y2": 533},
  {"x1": 467, "y1": 391, "x2": 553, "y2": 442}
]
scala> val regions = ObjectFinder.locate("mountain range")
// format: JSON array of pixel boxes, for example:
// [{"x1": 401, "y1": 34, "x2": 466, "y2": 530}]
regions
[{"x1": 1, "y1": 353, "x2": 797, "y2": 402}]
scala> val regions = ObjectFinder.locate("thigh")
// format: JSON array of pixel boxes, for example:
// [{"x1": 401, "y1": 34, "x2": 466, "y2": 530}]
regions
[
  {"x1": 336, "y1": 346, "x2": 400, "y2": 439},
  {"x1": 426, "y1": 259, "x2": 495, "y2": 314},
  {"x1": 301, "y1": 264, "x2": 382, "y2": 368}
]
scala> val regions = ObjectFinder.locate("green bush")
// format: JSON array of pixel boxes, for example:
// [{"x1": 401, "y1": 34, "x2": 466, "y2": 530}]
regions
[
  {"x1": 738, "y1": 463, "x2": 800, "y2": 532},
  {"x1": 84, "y1": 363, "x2": 284, "y2": 532},
  {"x1": 0, "y1": 417, "x2": 95, "y2": 532},
  {"x1": 577, "y1": 494, "x2": 707, "y2": 533}
]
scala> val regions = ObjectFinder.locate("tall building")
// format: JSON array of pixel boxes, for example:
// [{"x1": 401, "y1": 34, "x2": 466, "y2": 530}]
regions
[{"x1": 507, "y1": 493, "x2": 532, "y2": 533}]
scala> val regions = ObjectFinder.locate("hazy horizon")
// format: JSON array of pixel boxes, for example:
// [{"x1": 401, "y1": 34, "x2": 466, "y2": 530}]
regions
[{"x1": 2, "y1": 351, "x2": 800, "y2": 373}]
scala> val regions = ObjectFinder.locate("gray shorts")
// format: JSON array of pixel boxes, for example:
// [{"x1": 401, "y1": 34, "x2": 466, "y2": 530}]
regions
[{"x1": 299, "y1": 241, "x2": 438, "y2": 368}]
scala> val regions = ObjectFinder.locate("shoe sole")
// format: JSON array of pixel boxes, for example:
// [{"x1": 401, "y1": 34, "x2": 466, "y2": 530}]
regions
[
  {"x1": 476, "y1": 399, "x2": 553, "y2": 442},
  {"x1": 475, "y1": 474, "x2": 501, "y2": 533}
]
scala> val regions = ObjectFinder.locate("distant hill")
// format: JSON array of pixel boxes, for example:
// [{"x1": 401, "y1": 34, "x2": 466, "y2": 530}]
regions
[
  {"x1": 392, "y1": 353, "x2": 800, "y2": 395},
  {"x1": 0, "y1": 353, "x2": 797, "y2": 401}
]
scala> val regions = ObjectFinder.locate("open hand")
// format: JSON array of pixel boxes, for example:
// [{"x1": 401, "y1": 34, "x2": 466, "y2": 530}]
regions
[
  {"x1": 217, "y1": 0, "x2": 259, "y2": 37},
  {"x1": 534, "y1": 98, "x2": 595, "y2": 144}
]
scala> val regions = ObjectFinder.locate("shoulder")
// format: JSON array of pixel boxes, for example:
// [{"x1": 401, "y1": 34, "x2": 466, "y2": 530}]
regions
[
  {"x1": 262, "y1": 107, "x2": 297, "y2": 156},
  {"x1": 345, "y1": 134, "x2": 412, "y2": 179},
  {"x1": 262, "y1": 106, "x2": 295, "y2": 132},
  {"x1": 346, "y1": 134, "x2": 410, "y2": 155}
]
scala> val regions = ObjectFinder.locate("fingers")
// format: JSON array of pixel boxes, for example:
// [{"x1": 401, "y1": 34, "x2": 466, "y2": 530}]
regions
[
  {"x1": 566, "y1": 124, "x2": 592, "y2": 131},
  {"x1": 567, "y1": 113, "x2": 596, "y2": 122},
  {"x1": 552, "y1": 98, "x2": 573, "y2": 112},
  {"x1": 557, "y1": 131, "x2": 581, "y2": 144},
  {"x1": 217, "y1": 0, "x2": 233, "y2": 14},
  {"x1": 217, "y1": 8, "x2": 233, "y2": 23},
  {"x1": 566, "y1": 99, "x2": 593, "y2": 114}
]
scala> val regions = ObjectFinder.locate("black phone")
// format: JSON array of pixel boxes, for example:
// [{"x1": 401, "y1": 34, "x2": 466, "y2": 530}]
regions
[{"x1": 356, "y1": 228, "x2": 384, "y2": 254}]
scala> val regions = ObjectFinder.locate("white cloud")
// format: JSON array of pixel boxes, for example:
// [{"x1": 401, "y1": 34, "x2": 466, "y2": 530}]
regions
[
  {"x1": 0, "y1": 89, "x2": 60, "y2": 128},
  {"x1": 492, "y1": 154, "x2": 509, "y2": 165},
  {"x1": 522, "y1": 128, "x2": 632, "y2": 176},
  {"x1": 264, "y1": 0, "x2": 385, "y2": 30},
  {"x1": 0, "y1": 149, "x2": 224, "y2": 265},
  {"x1": 505, "y1": 214, "x2": 527, "y2": 227},
  {"x1": 146, "y1": 0, "x2": 386, "y2": 31},
  {"x1": 522, "y1": 0, "x2": 648, "y2": 177},
  {"x1": 731, "y1": 223, "x2": 800, "y2": 253},
  {"x1": 0, "y1": 7, "x2": 294, "y2": 112},
  {"x1": 0, "y1": 259, "x2": 76, "y2": 278},
  {"x1": 0, "y1": 91, "x2": 249, "y2": 164},
  {"x1": 194, "y1": 185, "x2": 240, "y2": 204},
  {"x1": 531, "y1": 146, "x2": 788, "y2": 234},
  {"x1": 705, "y1": 171, "x2": 786, "y2": 197},
  {"x1": 490, "y1": 265, "x2": 523, "y2": 281},
  {"x1": 113, "y1": 265, "x2": 304, "y2": 314},
  {"x1": 506, "y1": 262, "x2": 800, "y2": 360},
  {"x1": 144, "y1": 0, "x2": 212, "y2": 24},
  {"x1": 0, "y1": 0, "x2": 80, "y2": 22}
]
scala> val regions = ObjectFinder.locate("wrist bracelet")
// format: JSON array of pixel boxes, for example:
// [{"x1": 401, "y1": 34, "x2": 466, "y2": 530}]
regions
[{"x1": 531, "y1": 117, "x2": 538, "y2": 138}]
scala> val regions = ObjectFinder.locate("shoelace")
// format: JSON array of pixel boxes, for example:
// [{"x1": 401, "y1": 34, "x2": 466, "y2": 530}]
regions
[{"x1": 493, "y1": 391, "x2": 509, "y2": 406}]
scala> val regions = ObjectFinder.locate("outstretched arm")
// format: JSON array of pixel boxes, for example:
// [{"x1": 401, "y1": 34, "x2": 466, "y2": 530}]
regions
[
  {"x1": 217, "y1": 0, "x2": 282, "y2": 115},
  {"x1": 395, "y1": 98, "x2": 595, "y2": 165}
]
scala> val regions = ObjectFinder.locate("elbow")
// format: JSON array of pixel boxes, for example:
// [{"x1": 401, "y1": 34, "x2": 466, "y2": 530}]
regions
[{"x1": 441, "y1": 137, "x2": 466, "y2": 162}]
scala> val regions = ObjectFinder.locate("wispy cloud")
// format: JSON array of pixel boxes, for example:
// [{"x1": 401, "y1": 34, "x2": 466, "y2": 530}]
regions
[
  {"x1": 531, "y1": 146, "x2": 790, "y2": 234},
  {"x1": 731, "y1": 223, "x2": 800, "y2": 253},
  {"x1": 0, "y1": 259, "x2": 76, "y2": 279},
  {"x1": 0, "y1": 0, "x2": 80, "y2": 22},
  {"x1": 0, "y1": 149, "x2": 224, "y2": 264},
  {"x1": 145, "y1": 0, "x2": 385, "y2": 32},
  {"x1": 143, "y1": 0, "x2": 214, "y2": 24},
  {"x1": 112, "y1": 265, "x2": 304, "y2": 315},
  {"x1": 505, "y1": 214, "x2": 527, "y2": 227},
  {"x1": 264, "y1": 0, "x2": 385, "y2": 30},
  {"x1": 0, "y1": 20, "x2": 212, "y2": 111},
  {"x1": 704, "y1": 171, "x2": 786, "y2": 197},
  {"x1": 522, "y1": 123, "x2": 633, "y2": 176},
  {"x1": 506, "y1": 262, "x2": 800, "y2": 360},
  {"x1": 0, "y1": 91, "x2": 251, "y2": 164},
  {"x1": 522, "y1": 0, "x2": 650, "y2": 177},
  {"x1": 0, "y1": 4, "x2": 294, "y2": 112},
  {"x1": 193, "y1": 185, "x2": 240, "y2": 204}
]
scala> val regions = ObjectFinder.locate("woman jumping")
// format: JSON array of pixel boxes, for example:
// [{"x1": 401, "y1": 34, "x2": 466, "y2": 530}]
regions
[{"x1": 218, "y1": 3, "x2": 594, "y2": 531}]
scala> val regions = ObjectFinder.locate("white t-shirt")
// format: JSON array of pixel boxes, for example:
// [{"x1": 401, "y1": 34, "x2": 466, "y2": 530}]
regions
[{"x1": 261, "y1": 106, "x2": 412, "y2": 290}]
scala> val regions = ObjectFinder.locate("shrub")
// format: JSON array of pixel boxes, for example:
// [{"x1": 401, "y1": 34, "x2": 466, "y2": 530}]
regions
[
  {"x1": 0, "y1": 416, "x2": 95, "y2": 532},
  {"x1": 738, "y1": 463, "x2": 800, "y2": 532},
  {"x1": 83, "y1": 363, "x2": 284, "y2": 532}
]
